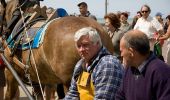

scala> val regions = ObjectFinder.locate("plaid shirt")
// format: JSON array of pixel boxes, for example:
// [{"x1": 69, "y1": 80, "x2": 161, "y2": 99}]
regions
[{"x1": 64, "y1": 46, "x2": 124, "y2": 100}]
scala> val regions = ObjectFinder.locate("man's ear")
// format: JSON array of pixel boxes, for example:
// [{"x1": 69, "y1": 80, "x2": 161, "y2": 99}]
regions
[{"x1": 129, "y1": 47, "x2": 134, "y2": 57}]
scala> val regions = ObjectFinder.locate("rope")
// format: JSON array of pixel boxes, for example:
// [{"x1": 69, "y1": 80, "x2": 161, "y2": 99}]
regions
[{"x1": 19, "y1": 8, "x2": 45, "y2": 100}]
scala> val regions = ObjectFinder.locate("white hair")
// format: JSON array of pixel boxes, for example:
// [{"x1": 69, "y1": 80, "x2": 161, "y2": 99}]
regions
[{"x1": 74, "y1": 27, "x2": 102, "y2": 46}]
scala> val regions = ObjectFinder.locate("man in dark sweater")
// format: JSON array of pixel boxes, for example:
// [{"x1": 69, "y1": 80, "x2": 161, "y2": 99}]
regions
[{"x1": 116, "y1": 29, "x2": 170, "y2": 100}]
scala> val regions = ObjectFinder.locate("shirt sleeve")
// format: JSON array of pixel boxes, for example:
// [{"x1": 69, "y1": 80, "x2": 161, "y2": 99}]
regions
[
  {"x1": 64, "y1": 77, "x2": 79, "y2": 100},
  {"x1": 93, "y1": 56, "x2": 123, "y2": 99}
]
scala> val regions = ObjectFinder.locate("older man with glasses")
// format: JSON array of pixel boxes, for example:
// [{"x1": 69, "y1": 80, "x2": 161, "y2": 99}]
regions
[{"x1": 134, "y1": 5, "x2": 164, "y2": 51}]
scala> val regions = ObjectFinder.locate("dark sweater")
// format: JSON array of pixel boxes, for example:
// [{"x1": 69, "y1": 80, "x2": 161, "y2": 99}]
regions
[{"x1": 115, "y1": 57, "x2": 170, "y2": 100}]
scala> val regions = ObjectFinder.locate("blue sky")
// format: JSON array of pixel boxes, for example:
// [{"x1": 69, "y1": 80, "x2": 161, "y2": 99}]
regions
[{"x1": 40, "y1": 0, "x2": 170, "y2": 18}]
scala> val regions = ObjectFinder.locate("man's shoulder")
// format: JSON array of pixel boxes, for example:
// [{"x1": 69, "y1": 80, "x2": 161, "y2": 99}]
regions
[
  {"x1": 74, "y1": 59, "x2": 83, "y2": 71},
  {"x1": 89, "y1": 14, "x2": 96, "y2": 18},
  {"x1": 149, "y1": 58, "x2": 169, "y2": 69},
  {"x1": 99, "y1": 55, "x2": 123, "y2": 69},
  {"x1": 88, "y1": 14, "x2": 97, "y2": 20},
  {"x1": 147, "y1": 58, "x2": 170, "y2": 78}
]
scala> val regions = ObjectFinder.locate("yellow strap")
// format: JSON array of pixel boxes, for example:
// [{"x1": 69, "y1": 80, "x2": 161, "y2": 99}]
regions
[{"x1": 77, "y1": 71, "x2": 94, "y2": 100}]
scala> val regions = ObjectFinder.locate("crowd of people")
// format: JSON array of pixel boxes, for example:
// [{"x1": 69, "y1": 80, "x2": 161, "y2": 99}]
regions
[
  {"x1": 64, "y1": 2, "x2": 170, "y2": 100},
  {"x1": 0, "y1": 1, "x2": 170, "y2": 100}
]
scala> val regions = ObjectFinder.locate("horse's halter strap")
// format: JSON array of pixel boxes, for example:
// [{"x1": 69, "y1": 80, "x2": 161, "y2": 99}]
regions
[
  {"x1": 18, "y1": 4, "x2": 46, "y2": 100},
  {"x1": 17, "y1": 0, "x2": 29, "y2": 9}
]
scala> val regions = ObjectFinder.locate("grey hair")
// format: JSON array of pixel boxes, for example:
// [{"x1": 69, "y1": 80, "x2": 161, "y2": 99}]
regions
[
  {"x1": 74, "y1": 27, "x2": 102, "y2": 46},
  {"x1": 123, "y1": 30, "x2": 150, "y2": 55},
  {"x1": 141, "y1": 4, "x2": 151, "y2": 13}
]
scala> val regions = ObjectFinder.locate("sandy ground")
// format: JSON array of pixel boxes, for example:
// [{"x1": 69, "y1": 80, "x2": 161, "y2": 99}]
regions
[
  {"x1": 4, "y1": 86, "x2": 32, "y2": 100},
  {"x1": 4, "y1": 85, "x2": 58, "y2": 100},
  {"x1": 17, "y1": 86, "x2": 32, "y2": 100}
]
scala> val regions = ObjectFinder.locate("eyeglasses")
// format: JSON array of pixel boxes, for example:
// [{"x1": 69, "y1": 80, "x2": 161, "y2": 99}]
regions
[{"x1": 141, "y1": 11, "x2": 149, "y2": 13}]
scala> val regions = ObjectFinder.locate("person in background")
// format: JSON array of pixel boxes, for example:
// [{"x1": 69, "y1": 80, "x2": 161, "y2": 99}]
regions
[
  {"x1": 116, "y1": 29, "x2": 170, "y2": 100},
  {"x1": 134, "y1": 5, "x2": 164, "y2": 50},
  {"x1": 159, "y1": 15, "x2": 170, "y2": 65},
  {"x1": 152, "y1": 12, "x2": 165, "y2": 47},
  {"x1": 64, "y1": 27, "x2": 123, "y2": 99},
  {"x1": 131, "y1": 11, "x2": 142, "y2": 29},
  {"x1": 77, "y1": 2, "x2": 97, "y2": 20},
  {"x1": 155, "y1": 12, "x2": 164, "y2": 27},
  {"x1": 119, "y1": 12, "x2": 131, "y2": 33},
  {"x1": 104, "y1": 13, "x2": 125, "y2": 61},
  {"x1": 4, "y1": 0, "x2": 41, "y2": 38},
  {"x1": 164, "y1": 15, "x2": 170, "y2": 33},
  {"x1": 46, "y1": 7, "x2": 55, "y2": 17}
]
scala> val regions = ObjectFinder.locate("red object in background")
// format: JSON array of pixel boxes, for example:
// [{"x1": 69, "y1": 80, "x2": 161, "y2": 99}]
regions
[
  {"x1": 0, "y1": 57, "x2": 5, "y2": 69},
  {"x1": 154, "y1": 32, "x2": 164, "y2": 46}
]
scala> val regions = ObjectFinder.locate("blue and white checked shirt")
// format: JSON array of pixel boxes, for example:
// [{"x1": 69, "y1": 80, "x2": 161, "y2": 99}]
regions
[{"x1": 64, "y1": 46, "x2": 124, "y2": 100}]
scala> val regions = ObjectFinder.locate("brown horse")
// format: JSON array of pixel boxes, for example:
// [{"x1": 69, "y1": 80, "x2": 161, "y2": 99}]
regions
[{"x1": 0, "y1": 0, "x2": 114, "y2": 100}]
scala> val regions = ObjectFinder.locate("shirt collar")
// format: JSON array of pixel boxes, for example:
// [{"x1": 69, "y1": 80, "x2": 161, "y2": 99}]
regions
[{"x1": 141, "y1": 16, "x2": 152, "y2": 21}]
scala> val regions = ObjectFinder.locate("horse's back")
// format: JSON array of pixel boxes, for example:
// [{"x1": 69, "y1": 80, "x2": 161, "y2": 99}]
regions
[{"x1": 40, "y1": 16, "x2": 113, "y2": 84}]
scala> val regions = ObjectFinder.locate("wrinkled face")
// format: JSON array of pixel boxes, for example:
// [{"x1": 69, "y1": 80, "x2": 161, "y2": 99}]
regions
[
  {"x1": 120, "y1": 38, "x2": 133, "y2": 67},
  {"x1": 76, "y1": 35, "x2": 99, "y2": 62},
  {"x1": 105, "y1": 18, "x2": 114, "y2": 30},
  {"x1": 79, "y1": 5, "x2": 87, "y2": 15}
]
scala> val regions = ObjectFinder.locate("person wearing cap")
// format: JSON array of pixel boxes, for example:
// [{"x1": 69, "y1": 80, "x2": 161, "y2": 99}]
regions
[
  {"x1": 154, "y1": 12, "x2": 164, "y2": 27},
  {"x1": 77, "y1": 2, "x2": 97, "y2": 21},
  {"x1": 155, "y1": 12, "x2": 164, "y2": 25}
]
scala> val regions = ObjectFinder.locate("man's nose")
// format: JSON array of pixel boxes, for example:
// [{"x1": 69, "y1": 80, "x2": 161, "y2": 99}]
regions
[{"x1": 79, "y1": 46, "x2": 85, "y2": 51}]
